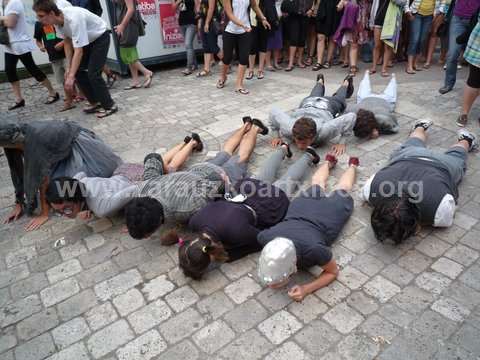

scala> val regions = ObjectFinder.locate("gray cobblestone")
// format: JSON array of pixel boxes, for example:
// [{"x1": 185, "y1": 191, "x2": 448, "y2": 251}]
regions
[
  {"x1": 265, "y1": 341, "x2": 310, "y2": 360},
  {"x1": 337, "y1": 333, "x2": 380, "y2": 360},
  {"x1": 0, "y1": 264, "x2": 30, "y2": 289},
  {"x1": 59, "y1": 242, "x2": 88, "y2": 261},
  {"x1": 127, "y1": 299, "x2": 172, "y2": 334},
  {"x1": 196, "y1": 291, "x2": 234, "y2": 321},
  {"x1": 17, "y1": 308, "x2": 59, "y2": 341},
  {"x1": 459, "y1": 264, "x2": 480, "y2": 291},
  {"x1": 113, "y1": 288, "x2": 145, "y2": 316},
  {"x1": 224, "y1": 276, "x2": 262, "y2": 304},
  {"x1": 10, "y1": 273, "x2": 49, "y2": 300},
  {"x1": 94, "y1": 269, "x2": 143, "y2": 301},
  {"x1": 337, "y1": 266, "x2": 369, "y2": 290},
  {"x1": 6, "y1": 246, "x2": 37, "y2": 268},
  {"x1": 444, "y1": 244, "x2": 479, "y2": 267},
  {"x1": 159, "y1": 308, "x2": 205, "y2": 344},
  {"x1": 56, "y1": 289, "x2": 98, "y2": 321},
  {"x1": 192, "y1": 320, "x2": 235, "y2": 354},
  {"x1": 315, "y1": 281, "x2": 351, "y2": 306},
  {"x1": 116, "y1": 329, "x2": 167, "y2": 360},
  {"x1": 295, "y1": 320, "x2": 341, "y2": 356},
  {"x1": 51, "y1": 317, "x2": 90, "y2": 349},
  {"x1": 45, "y1": 342, "x2": 90, "y2": 360},
  {"x1": 113, "y1": 247, "x2": 152, "y2": 271},
  {"x1": 360, "y1": 314, "x2": 401, "y2": 341},
  {"x1": 415, "y1": 271, "x2": 452, "y2": 295},
  {"x1": 224, "y1": 299, "x2": 269, "y2": 332},
  {"x1": 217, "y1": 329, "x2": 273, "y2": 360},
  {"x1": 85, "y1": 302, "x2": 119, "y2": 331},
  {"x1": 287, "y1": 295, "x2": 329, "y2": 324},
  {"x1": 140, "y1": 274, "x2": 175, "y2": 302},
  {"x1": 40, "y1": 278, "x2": 80, "y2": 307},
  {"x1": 431, "y1": 297, "x2": 471, "y2": 322},
  {"x1": 84, "y1": 234, "x2": 105, "y2": 251},
  {"x1": 0, "y1": 328, "x2": 17, "y2": 354},
  {"x1": 1, "y1": 294, "x2": 42, "y2": 327},
  {"x1": 259, "y1": 310, "x2": 302, "y2": 344},
  {"x1": 323, "y1": 303, "x2": 365, "y2": 334},
  {"x1": 155, "y1": 340, "x2": 199, "y2": 360},
  {"x1": 392, "y1": 286, "x2": 436, "y2": 316},
  {"x1": 76, "y1": 260, "x2": 120, "y2": 289},
  {"x1": 87, "y1": 319, "x2": 134, "y2": 359},
  {"x1": 46, "y1": 259, "x2": 82, "y2": 284},
  {"x1": 346, "y1": 291, "x2": 379, "y2": 316},
  {"x1": 14, "y1": 333, "x2": 56, "y2": 360},
  {"x1": 189, "y1": 269, "x2": 229, "y2": 296},
  {"x1": 363, "y1": 275, "x2": 401, "y2": 303},
  {"x1": 165, "y1": 286, "x2": 199, "y2": 313},
  {"x1": 28, "y1": 252, "x2": 62, "y2": 273}
]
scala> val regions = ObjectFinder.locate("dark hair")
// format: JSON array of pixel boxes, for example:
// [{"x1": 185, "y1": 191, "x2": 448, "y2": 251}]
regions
[
  {"x1": 371, "y1": 195, "x2": 420, "y2": 244},
  {"x1": 292, "y1": 118, "x2": 317, "y2": 141},
  {"x1": 46, "y1": 177, "x2": 86, "y2": 205},
  {"x1": 32, "y1": 0, "x2": 61, "y2": 15},
  {"x1": 178, "y1": 232, "x2": 228, "y2": 280},
  {"x1": 354, "y1": 109, "x2": 378, "y2": 138},
  {"x1": 125, "y1": 197, "x2": 164, "y2": 240}
]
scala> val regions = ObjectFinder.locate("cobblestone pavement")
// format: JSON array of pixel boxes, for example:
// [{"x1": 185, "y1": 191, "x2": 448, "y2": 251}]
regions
[{"x1": 1, "y1": 61, "x2": 480, "y2": 360}]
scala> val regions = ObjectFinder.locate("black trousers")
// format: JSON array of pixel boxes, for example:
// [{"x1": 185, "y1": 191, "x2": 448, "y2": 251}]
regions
[
  {"x1": 249, "y1": 26, "x2": 269, "y2": 55},
  {"x1": 76, "y1": 31, "x2": 114, "y2": 109},
  {"x1": 223, "y1": 31, "x2": 252, "y2": 66},
  {"x1": 5, "y1": 52, "x2": 47, "y2": 83},
  {"x1": 306, "y1": 82, "x2": 348, "y2": 115}
]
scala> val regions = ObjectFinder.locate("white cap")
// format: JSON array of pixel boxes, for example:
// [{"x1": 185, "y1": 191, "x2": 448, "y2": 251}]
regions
[{"x1": 258, "y1": 237, "x2": 297, "y2": 286}]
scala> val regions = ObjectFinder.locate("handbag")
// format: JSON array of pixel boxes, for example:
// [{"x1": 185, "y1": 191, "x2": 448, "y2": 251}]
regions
[
  {"x1": 115, "y1": 0, "x2": 146, "y2": 47},
  {"x1": 0, "y1": 0, "x2": 10, "y2": 46}
]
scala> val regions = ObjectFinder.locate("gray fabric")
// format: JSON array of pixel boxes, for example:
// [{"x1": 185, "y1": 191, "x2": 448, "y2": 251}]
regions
[
  {"x1": 346, "y1": 97, "x2": 399, "y2": 134},
  {"x1": 206, "y1": 151, "x2": 248, "y2": 184},
  {"x1": 143, "y1": 153, "x2": 165, "y2": 181},
  {"x1": 255, "y1": 148, "x2": 313, "y2": 197}
]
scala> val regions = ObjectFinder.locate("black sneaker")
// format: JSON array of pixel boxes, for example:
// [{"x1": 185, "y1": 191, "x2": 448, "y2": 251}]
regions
[
  {"x1": 252, "y1": 118, "x2": 269, "y2": 135},
  {"x1": 439, "y1": 86, "x2": 452, "y2": 95},
  {"x1": 281, "y1": 143, "x2": 292, "y2": 158},
  {"x1": 8, "y1": 99, "x2": 25, "y2": 111},
  {"x1": 316, "y1": 73, "x2": 324, "y2": 84},
  {"x1": 306, "y1": 146, "x2": 320, "y2": 165},
  {"x1": 191, "y1": 132, "x2": 203, "y2": 152},
  {"x1": 344, "y1": 74, "x2": 354, "y2": 99}
]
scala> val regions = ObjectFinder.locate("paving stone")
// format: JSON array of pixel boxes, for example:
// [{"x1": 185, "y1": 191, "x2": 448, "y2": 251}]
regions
[
  {"x1": 412, "y1": 310, "x2": 458, "y2": 340},
  {"x1": 431, "y1": 297, "x2": 471, "y2": 322},
  {"x1": 187, "y1": 270, "x2": 230, "y2": 296},
  {"x1": 451, "y1": 324, "x2": 480, "y2": 355},
  {"x1": 224, "y1": 276, "x2": 262, "y2": 304},
  {"x1": 258, "y1": 310, "x2": 302, "y2": 344},
  {"x1": 155, "y1": 339, "x2": 199, "y2": 360},
  {"x1": 333, "y1": 245, "x2": 356, "y2": 268},
  {"x1": 380, "y1": 263, "x2": 415, "y2": 286},
  {"x1": 323, "y1": 303, "x2": 365, "y2": 334},
  {"x1": 346, "y1": 291, "x2": 379, "y2": 316},
  {"x1": 0, "y1": 351, "x2": 13, "y2": 360},
  {"x1": 415, "y1": 271, "x2": 452, "y2": 295},
  {"x1": 431, "y1": 257, "x2": 464, "y2": 279},
  {"x1": 138, "y1": 254, "x2": 176, "y2": 280},
  {"x1": 78, "y1": 242, "x2": 123, "y2": 269},
  {"x1": 432, "y1": 343, "x2": 477, "y2": 360},
  {"x1": 94, "y1": 269, "x2": 143, "y2": 301},
  {"x1": 415, "y1": 237, "x2": 451, "y2": 258},
  {"x1": 378, "y1": 328, "x2": 442, "y2": 360},
  {"x1": 46, "y1": 259, "x2": 82, "y2": 284},
  {"x1": 454, "y1": 212, "x2": 478, "y2": 231},
  {"x1": 14, "y1": 333, "x2": 56, "y2": 360},
  {"x1": 435, "y1": 225, "x2": 466, "y2": 245},
  {"x1": 159, "y1": 308, "x2": 206, "y2": 344},
  {"x1": 220, "y1": 258, "x2": 255, "y2": 280},
  {"x1": 350, "y1": 254, "x2": 385, "y2": 276},
  {"x1": 165, "y1": 286, "x2": 199, "y2": 313},
  {"x1": 444, "y1": 244, "x2": 479, "y2": 267},
  {"x1": 265, "y1": 341, "x2": 310, "y2": 360},
  {"x1": 223, "y1": 298, "x2": 269, "y2": 332},
  {"x1": 40, "y1": 278, "x2": 80, "y2": 307},
  {"x1": 377, "y1": 303, "x2": 415, "y2": 328},
  {"x1": 140, "y1": 274, "x2": 175, "y2": 302},
  {"x1": 360, "y1": 314, "x2": 401, "y2": 341},
  {"x1": 392, "y1": 285, "x2": 435, "y2": 316},
  {"x1": 1, "y1": 294, "x2": 43, "y2": 327},
  {"x1": 85, "y1": 302, "x2": 119, "y2": 331},
  {"x1": 6, "y1": 246, "x2": 37, "y2": 268},
  {"x1": 59, "y1": 242, "x2": 88, "y2": 261},
  {"x1": 295, "y1": 320, "x2": 342, "y2": 357},
  {"x1": 87, "y1": 218, "x2": 113, "y2": 233},
  {"x1": 192, "y1": 320, "x2": 235, "y2": 354},
  {"x1": 337, "y1": 266, "x2": 370, "y2": 290},
  {"x1": 443, "y1": 282, "x2": 480, "y2": 310},
  {"x1": 128, "y1": 299, "x2": 173, "y2": 334},
  {"x1": 84, "y1": 234, "x2": 105, "y2": 251},
  {"x1": 287, "y1": 295, "x2": 329, "y2": 323},
  {"x1": 397, "y1": 250, "x2": 433, "y2": 274},
  {"x1": 113, "y1": 247, "x2": 152, "y2": 271},
  {"x1": 56, "y1": 289, "x2": 98, "y2": 321},
  {"x1": 113, "y1": 288, "x2": 146, "y2": 316},
  {"x1": 217, "y1": 329, "x2": 274, "y2": 360},
  {"x1": 459, "y1": 229, "x2": 480, "y2": 250},
  {"x1": 0, "y1": 328, "x2": 17, "y2": 354},
  {"x1": 87, "y1": 320, "x2": 134, "y2": 359},
  {"x1": 116, "y1": 329, "x2": 167, "y2": 360},
  {"x1": 0, "y1": 264, "x2": 30, "y2": 289},
  {"x1": 29, "y1": 252, "x2": 62, "y2": 273},
  {"x1": 257, "y1": 286, "x2": 293, "y2": 311},
  {"x1": 10, "y1": 272, "x2": 49, "y2": 300},
  {"x1": 363, "y1": 275, "x2": 401, "y2": 303},
  {"x1": 17, "y1": 308, "x2": 59, "y2": 341},
  {"x1": 51, "y1": 317, "x2": 90, "y2": 349},
  {"x1": 76, "y1": 260, "x2": 120, "y2": 289},
  {"x1": 337, "y1": 333, "x2": 380, "y2": 360},
  {"x1": 196, "y1": 291, "x2": 234, "y2": 321},
  {"x1": 45, "y1": 342, "x2": 90, "y2": 360},
  {"x1": 315, "y1": 281, "x2": 351, "y2": 306},
  {"x1": 341, "y1": 233, "x2": 376, "y2": 254},
  {"x1": 459, "y1": 264, "x2": 480, "y2": 291}
]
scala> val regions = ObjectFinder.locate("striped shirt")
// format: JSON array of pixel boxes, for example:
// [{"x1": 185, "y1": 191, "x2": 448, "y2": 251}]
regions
[{"x1": 465, "y1": 15, "x2": 480, "y2": 67}]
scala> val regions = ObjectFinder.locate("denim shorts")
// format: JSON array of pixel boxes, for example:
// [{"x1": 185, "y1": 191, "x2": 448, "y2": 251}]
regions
[{"x1": 207, "y1": 151, "x2": 248, "y2": 184}]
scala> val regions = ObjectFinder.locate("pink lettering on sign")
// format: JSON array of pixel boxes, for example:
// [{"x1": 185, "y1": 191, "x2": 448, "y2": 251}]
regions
[
  {"x1": 137, "y1": 0, "x2": 157, "y2": 16},
  {"x1": 159, "y1": 2, "x2": 184, "y2": 48}
]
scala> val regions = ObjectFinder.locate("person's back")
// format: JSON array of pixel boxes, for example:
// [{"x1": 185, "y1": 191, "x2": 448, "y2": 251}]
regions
[
  {"x1": 347, "y1": 97, "x2": 399, "y2": 134},
  {"x1": 56, "y1": 6, "x2": 106, "y2": 46}
]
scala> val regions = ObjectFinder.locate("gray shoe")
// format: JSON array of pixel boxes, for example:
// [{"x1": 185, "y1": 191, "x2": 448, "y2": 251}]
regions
[
  {"x1": 457, "y1": 129, "x2": 478, "y2": 152},
  {"x1": 413, "y1": 118, "x2": 433, "y2": 131},
  {"x1": 439, "y1": 86, "x2": 452, "y2": 94},
  {"x1": 456, "y1": 114, "x2": 468, "y2": 127}
]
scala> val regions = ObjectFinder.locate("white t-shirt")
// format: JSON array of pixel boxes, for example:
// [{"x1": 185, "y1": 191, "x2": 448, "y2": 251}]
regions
[
  {"x1": 1, "y1": 0, "x2": 36, "y2": 55},
  {"x1": 55, "y1": 0, "x2": 73, "y2": 10},
  {"x1": 225, "y1": 0, "x2": 251, "y2": 34},
  {"x1": 55, "y1": 6, "x2": 107, "y2": 48}
]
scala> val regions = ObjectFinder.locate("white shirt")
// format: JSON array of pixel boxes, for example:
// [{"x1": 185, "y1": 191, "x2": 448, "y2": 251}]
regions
[
  {"x1": 55, "y1": 6, "x2": 107, "y2": 48},
  {"x1": 361, "y1": 175, "x2": 457, "y2": 227},
  {"x1": 225, "y1": 0, "x2": 251, "y2": 34},
  {"x1": 2, "y1": 0, "x2": 36, "y2": 55},
  {"x1": 55, "y1": 0, "x2": 73, "y2": 9}
]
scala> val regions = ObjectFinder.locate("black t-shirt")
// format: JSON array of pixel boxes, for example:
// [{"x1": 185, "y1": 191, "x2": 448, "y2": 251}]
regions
[
  {"x1": 178, "y1": 0, "x2": 196, "y2": 25},
  {"x1": 369, "y1": 159, "x2": 455, "y2": 225},
  {"x1": 33, "y1": 22, "x2": 65, "y2": 62}
]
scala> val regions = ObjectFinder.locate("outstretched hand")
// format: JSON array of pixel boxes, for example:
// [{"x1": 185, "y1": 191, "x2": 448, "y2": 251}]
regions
[
  {"x1": 4, "y1": 203, "x2": 23, "y2": 224},
  {"x1": 25, "y1": 214, "x2": 49, "y2": 232},
  {"x1": 288, "y1": 285, "x2": 308, "y2": 302},
  {"x1": 271, "y1": 137, "x2": 283, "y2": 147},
  {"x1": 330, "y1": 144, "x2": 346, "y2": 157}
]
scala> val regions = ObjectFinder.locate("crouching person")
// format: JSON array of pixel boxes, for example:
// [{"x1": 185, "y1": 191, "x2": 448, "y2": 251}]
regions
[{"x1": 256, "y1": 154, "x2": 359, "y2": 301}]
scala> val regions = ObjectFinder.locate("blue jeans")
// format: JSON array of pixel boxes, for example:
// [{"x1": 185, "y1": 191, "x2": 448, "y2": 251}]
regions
[
  {"x1": 444, "y1": 15, "x2": 471, "y2": 88},
  {"x1": 180, "y1": 24, "x2": 197, "y2": 69},
  {"x1": 407, "y1": 14, "x2": 433, "y2": 56}
]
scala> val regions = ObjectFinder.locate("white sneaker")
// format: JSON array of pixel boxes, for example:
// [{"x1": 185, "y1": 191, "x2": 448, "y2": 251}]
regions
[
  {"x1": 413, "y1": 118, "x2": 433, "y2": 131},
  {"x1": 457, "y1": 129, "x2": 478, "y2": 152},
  {"x1": 458, "y1": 64, "x2": 462, "y2": 69}
]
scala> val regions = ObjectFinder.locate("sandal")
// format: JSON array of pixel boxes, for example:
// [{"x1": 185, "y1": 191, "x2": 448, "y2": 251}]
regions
[
  {"x1": 8, "y1": 99, "x2": 25, "y2": 111},
  {"x1": 423, "y1": 63, "x2": 431, "y2": 69},
  {"x1": 297, "y1": 63, "x2": 306, "y2": 69},
  {"x1": 341, "y1": 63, "x2": 349, "y2": 68},
  {"x1": 143, "y1": 73, "x2": 153, "y2": 88},
  {"x1": 216, "y1": 78, "x2": 226, "y2": 89},
  {"x1": 59, "y1": 103, "x2": 76, "y2": 112},
  {"x1": 350, "y1": 66, "x2": 359, "y2": 75},
  {"x1": 304, "y1": 56, "x2": 313, "y2": 66},
  {"x1": 73, "y1": 96, "x2": 86, "y2": 103},
  {"x1": 124, "y1": 84, "x2": 142, "y2": 90},
  {"x1": 381, "y1": 71, "x2": 389, "y2": 77},
  {"x1": 235, "y1": 88, "x2": 250, "y2": 95},
  {"x1": 284, "y1": 66, "x2": 294, "y2": 72},
  {"x1": 196, "y1": 70, "x2": 211, "y2": 77},
  {"x1": 369, "y1": 69, "x2": 377, "y2": 74},
  {"x1": 106, "y1": 73, "x2": 117, "y2": 88},
  {"x1": 182, "y1": 68, "x2": 193, "y2": 76},
  {"x1": 323, "y1": 62, "x2": 331, "y2": 69},
  {"x1": 83, "y1": 104, "x2": 102, "y2": 114},
  {"x1": 266, "y1": 66, "x2": 275, "y2": 72},
  {"x1": 45, "y1": 92, "x2": 60, "y2": 105},
  {"x1": 246, "y1": 71, "x2": 254, "y2": 80},
  {"x1": 405, "y1": 69, "x2": 416, "y2": 75},
  {"x1": 96, "y1": 105, "x2": 118, "y2": 119},
  {"x1": 257, "y1": 71, "x2": 264, "y2": 79},
  {"x1": 312, "y1": 63, "x2": 323, "y2": 71},
  {"x1": 273, "y1": 64, "x2": 283, "y2": 70}
]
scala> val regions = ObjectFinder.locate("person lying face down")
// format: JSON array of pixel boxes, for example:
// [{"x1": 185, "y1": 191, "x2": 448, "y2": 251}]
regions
[
  {"x1": 362, "y1": 119, "x2": 478, "y2": 244},
  {"x1": 0, "y1": 116, "x2": 121, "y2": 231},
  {"x1": 124, "y1": 117, "x2": 270, "y2": 240},
  {"x1": 46, "y1": 134, "x2": 203, "y2": 220},
  {"x1": 257, "y1": 154, "x2": 359, "y2": 302},
  {"x1": 177, "y1": 144, "x2": 322, "y2": 279}
]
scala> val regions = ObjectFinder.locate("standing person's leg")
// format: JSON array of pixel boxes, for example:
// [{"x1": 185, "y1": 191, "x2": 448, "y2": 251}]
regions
[
  {"x1": 132, "y1": 59, "x2": 153, "y2": 86},
  {"x1": 458, "y1": 64, "x2": 480, "y2": 126},
  {"x1": 87, "y1": 33, "x2": 116, "y2": 114},
  {"x1": 255, "y1": 146, "x2": 289, "y2": 184},
  {"x1": 296, "y1": 16, "x2": 307, "y2": 67},
  {"x1": 326, "y1": 36, "x2": 337, "y2": 65},
  {"x1": 441, "y1": 16, "x2": 469, "y2": 92},
  {"x1": 370, "y1": 27, "x2": 383, "y2": 73},
  {"x1": 5, "y1": 52, "x2": 24, "y2": 108},
  {"x1": 19, "y1": 52, "x2": 58, "y2": 100},
  {"x1": 286, "y1": 16, "x2": 299, "y2": 70},
  {"x1": 75, "y1": 45, "x2": 99, "y2": 109},
  {"x1": 219, "y1": 32, "x2": 234, "y2": 86},
  {"x1": 236, "y1": 32, "x2": 252, "y2": 93},
  {"x1": 416, "y1": 15, "x2": 433, "y2": 69},
  {"x1": 316, "y1": 34, "x2": 327, "y2": 66},
  {"x1": 257, "y1": 27, "x2": 268, "y2": 77},
  {"x1": 357, "y1": 70, "x2": 373, "y2": 103},
  {"x1": 381, "y1": 44, "x2": 393, "y2": 76},
  {"x1": 274, "y1": 152, "x2": 315, "y2": 197},
  {"x1": 349, "y1": 40, "x2": 359, "y2": 74}
]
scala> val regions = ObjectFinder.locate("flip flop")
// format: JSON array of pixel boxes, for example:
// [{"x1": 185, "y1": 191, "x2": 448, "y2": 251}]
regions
[
  {"x1": 381, "y1": 71, "x2": 389, "y2": 77},
  {"x1": 45, "y1": 92, "x2": 60, "y2": 105},
  {"x1": 297, "y1": 63, "x2": 306, "y2": 69},
  {"x1": 257, "y1": 71, "x2": 264, "y2": 79},
  {"x1": 216, "y1": 78, "x2": 226, "y2": 89},
  {"x1": 252, "y1": 118, "x2": 269, "y2": 135},
  {"x1": 246, "y1": 71, "x2": 254, "y2": 80},
  {"x1": 59, "y1": 104, "x2": 76, "y2": 112},
  {"x1": 369, "y1": 69, "x2": 377, "y2": 74},
  {"x1": 284, "y1": 66, "x2": 294, "y2": 72},
  {"x1": 312, "y1": 63, "x2": 323, "y2": 71},
  {"x1": 124, "y1": 84, "x2": 142, "y2": 90},
  {"x1": 96, "y1": 105, "x2": 118, "y2": 119},
  {"x1": 196, "y1": 70, "x2": 211, "y2": 77},
  {"x1": 405, "y1": 69, "x2": 416, "y2": 75},
  {"x1": 83, "y1": 104, "x2": 102, "y2": 114},
  {"x1": 235, "y1": 88, "x2": 250, "y2": 95},
  {"x1": 143, "y1": 74, "x2": 153, "y2": 88}
]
